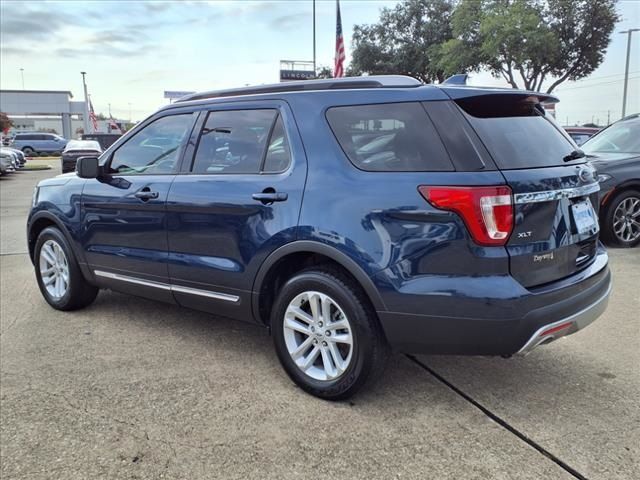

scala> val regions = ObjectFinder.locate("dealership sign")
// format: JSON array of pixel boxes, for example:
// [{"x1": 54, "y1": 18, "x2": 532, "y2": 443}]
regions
[
  {"x1": 164, "y1": 90, "x2": 196, "y2": 100},
  {"x1": 280, "y1": 70, "x2": 315, "y2": 81}
]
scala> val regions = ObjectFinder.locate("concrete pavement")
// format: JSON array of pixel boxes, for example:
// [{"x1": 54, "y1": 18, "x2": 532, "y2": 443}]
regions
[{"x1": 0, "y1": 166, "x2": 637, "y2": 479}]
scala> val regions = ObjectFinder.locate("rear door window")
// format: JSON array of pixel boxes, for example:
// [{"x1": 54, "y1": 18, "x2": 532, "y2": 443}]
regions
[
  {"x1": 191, "y1": 109, "x2": 278, "y2": 174},
  {"x1": 326, "y1": 102, "x2": 453, "y2": 172},
  {"x1": 456, "y1": 95, "x2": 578, "y2": 169}
]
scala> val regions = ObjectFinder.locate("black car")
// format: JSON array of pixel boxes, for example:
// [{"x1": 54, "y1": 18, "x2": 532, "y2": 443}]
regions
[
  {"x1": 583, "y1": 114, "x2": 640, "y2": 247},
  {"x1": 61, "y1": 140, "x2": 102, "y2": 173},
  {"x1": 81, "y1": 133, "x2": 122, "y2": 150}
]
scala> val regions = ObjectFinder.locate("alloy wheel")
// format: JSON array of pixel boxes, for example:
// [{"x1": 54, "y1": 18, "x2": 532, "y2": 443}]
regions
[
  {"x1": 39, "y1": 239, "x2": 70, "y2": 299},
  {"x1": 283, "y1": 291, "x2": 354, "y2": 381},
  {"x1": 613, "y1": 196, "x2": 640, "y2": 243}
]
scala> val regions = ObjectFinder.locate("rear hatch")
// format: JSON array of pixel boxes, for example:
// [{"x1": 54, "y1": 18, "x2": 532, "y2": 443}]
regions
[{"x1": 453, "y1": 93, "x2": 601, "y2": 288}]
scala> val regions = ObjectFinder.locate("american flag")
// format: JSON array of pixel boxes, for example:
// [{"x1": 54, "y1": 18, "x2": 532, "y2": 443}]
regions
[
  {"x1": 109, "y1": 114, "x2": 122, "y2": 134},
  {"x1": 89, "y1": 99, "x2": 98, "y2": 132},
  {"x1": 334, "y1": 0, "x2": 345, "y2": 78}
]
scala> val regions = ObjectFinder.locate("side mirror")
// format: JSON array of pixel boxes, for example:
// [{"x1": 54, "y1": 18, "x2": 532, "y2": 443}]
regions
[{"x1": 76, "y1": 156, "x2": 100, "y2": 178}]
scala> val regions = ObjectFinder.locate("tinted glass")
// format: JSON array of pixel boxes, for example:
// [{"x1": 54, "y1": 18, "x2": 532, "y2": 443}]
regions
[
  {"x1": 326, "y1": 102, "x2": 452, "y2": 171},
  {"x1": 456, "y1": 95, "x2": 577, "y2": 169},
  {"x1": 108, "y1": 114, "x2": 193, "y2": 175},
  {"x1": 192, "y1": 109, "x2": 276, "y2": 174},
  {"x1": 582, "y1": 118, "x2": 640, "y2": 154},
  {"x1": 263, "y1": 115, "x2": 291, "y2": 173}
]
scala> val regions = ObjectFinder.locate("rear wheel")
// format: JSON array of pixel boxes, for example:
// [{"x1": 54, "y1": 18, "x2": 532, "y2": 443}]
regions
[
  {"x1": 34, "y1": 227, "x2": 99, "y2": 310},
  {"x1": 603, "y1": 190, "x2": 640, "y2": 247},
  {"x1": 271, "y1": 267, "x2": 388, "y2": 400},
  {"x1": 22, "y1": 147, "x2": 34, "y2": 156}
]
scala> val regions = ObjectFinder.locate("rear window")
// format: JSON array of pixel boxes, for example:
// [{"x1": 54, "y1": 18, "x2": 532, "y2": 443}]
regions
[
  {"x1": 456, "y1": 95, "x2": 577, "y2": 169},
  {"x1": 326, "y1": 102, "x2": 453, "y2": 172}
]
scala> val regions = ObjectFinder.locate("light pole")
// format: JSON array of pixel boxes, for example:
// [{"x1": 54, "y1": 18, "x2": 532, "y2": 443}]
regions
[
  {"x1": 620, "y1": 28, "x2": 639, "y2": 118},
  {"x1": 19, "y1": 68, "x2": 24, "y2": 89},
  {"x1": 312, "y1": 0, "x2": 316, "y2": 76},
  {"x1": 80, "y1": 72, "x2": 90, "y2": 133},
  {"x1": 128, "y1": 103, "x2": 132, "y2": 122}
]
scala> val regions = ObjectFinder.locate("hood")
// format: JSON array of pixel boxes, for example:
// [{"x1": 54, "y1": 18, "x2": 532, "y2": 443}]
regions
[
  {"x1": 36, "y1": 172, "x2": 78, "y2": 188},
  {"x1": 587, "y1": 151, "x2": 640, "y2": 164}
]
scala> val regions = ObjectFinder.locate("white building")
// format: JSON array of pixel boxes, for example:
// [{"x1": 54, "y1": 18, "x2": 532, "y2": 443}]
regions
[{"x1": 0, "y1": 90, "x2": 87, "y2": 139}]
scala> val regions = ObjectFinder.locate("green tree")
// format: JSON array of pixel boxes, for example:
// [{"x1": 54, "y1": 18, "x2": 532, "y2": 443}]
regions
[
  {"x1": 316, "y1": 66, "x2": 334, "y2": 79},
  {"x1": 350, "y1": 0, "x2": 455, "y2": 83},
  {"x1": 434, "y1": 0, "x2": 619, "y2": 92}
]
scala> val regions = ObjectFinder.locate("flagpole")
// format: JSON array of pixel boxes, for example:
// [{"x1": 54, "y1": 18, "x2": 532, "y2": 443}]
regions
[
  {"x1": 312, "y1": 0, "x2": 316, "y2": 76},
  {"x1": 80, "y1": 71, "x2": 89, "y2": 134}
]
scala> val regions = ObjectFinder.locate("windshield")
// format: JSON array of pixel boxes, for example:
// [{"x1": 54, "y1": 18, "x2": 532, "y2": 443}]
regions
[{"x1": 582, "y1": 118, "x2": 640, "y2": 154}]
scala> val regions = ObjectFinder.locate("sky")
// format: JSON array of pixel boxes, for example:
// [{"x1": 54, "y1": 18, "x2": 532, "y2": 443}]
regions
[{"x1": 0, "y1": 0, "x2": 638, "y2": 126}]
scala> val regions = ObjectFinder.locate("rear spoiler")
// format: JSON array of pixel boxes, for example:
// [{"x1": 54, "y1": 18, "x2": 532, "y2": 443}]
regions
[{"x1": 439, "y1": 74, "x2": 559, "y2": 104}]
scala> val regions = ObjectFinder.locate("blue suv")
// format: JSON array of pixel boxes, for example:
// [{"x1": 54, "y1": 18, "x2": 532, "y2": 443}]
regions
[{"x1": 27, "y1": 76, "x2": 611, "y2": 399}]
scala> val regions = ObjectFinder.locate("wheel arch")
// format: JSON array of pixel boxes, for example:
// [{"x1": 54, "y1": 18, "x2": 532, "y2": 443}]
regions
[
  {"x1": 28, "y1": 212, "x2": 82, "y2": 266},
  {"x1": 252, "y1": 241, "x2": 387, "y2": 326}
]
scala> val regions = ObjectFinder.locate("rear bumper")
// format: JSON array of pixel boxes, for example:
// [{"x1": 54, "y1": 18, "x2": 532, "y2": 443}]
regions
[
  {"x1": 516, "y1": 281, "x2": 611, "y2": 355},
  {"x1": 376, "y1": 248, "x2": 611, "y2": 355}
]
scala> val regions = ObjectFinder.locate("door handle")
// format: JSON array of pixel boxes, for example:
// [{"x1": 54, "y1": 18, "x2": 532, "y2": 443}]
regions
[
  {"x1": 134, "y1": 189, "x2": 159, "y2": 200},
  {"x1": 252, "y1": 190, "x2": 288, "y2": 204}
]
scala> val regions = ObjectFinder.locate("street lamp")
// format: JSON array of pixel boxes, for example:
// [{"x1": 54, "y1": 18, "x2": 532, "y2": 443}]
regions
[
  {"x1": 620, "y1": 28, "x2": 640, "y2": 118},
  {"x1": 19, "y1": 68, "x2": 24, "y2": 89}
]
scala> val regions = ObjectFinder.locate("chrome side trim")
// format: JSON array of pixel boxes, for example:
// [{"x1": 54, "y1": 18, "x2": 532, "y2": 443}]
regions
[
  {"x1": 171, "y1": 284, "x2": 239, "y2": 302},
  {"x1": 513, "y1": 183, "x2": 600, "y2": 205},
  {"x1": 516, "y1": 282, "x2": 611, "y2": 355},
  {"x1": 94, "y1": 270, "x2": 239, "y2": 303},
  {"x1": 94, "y1": 270, "x2": 171, "y2": 290}
]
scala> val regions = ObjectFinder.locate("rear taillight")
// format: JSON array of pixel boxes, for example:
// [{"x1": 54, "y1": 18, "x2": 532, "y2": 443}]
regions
[{"x1": 418, "y1": 186, "x2": 514, "y2": 246}]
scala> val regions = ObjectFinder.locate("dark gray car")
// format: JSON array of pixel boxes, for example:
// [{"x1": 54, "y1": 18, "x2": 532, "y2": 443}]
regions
[{"x1": 583, "y1": 114, "x2": 640, "y2": 247}]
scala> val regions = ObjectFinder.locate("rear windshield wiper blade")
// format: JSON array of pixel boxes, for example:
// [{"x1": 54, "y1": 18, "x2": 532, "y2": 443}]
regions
[{"x1": 563, "y1": 149, "x2": 586, "y2": 162}]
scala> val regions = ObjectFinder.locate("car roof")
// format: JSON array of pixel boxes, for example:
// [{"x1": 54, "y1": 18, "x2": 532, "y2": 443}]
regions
[{"x1": 159, "y1": 75, "x2": 559, "y2": 113}]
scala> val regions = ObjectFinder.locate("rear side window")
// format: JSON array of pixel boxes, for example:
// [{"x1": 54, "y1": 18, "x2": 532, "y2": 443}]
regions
[
  {"x1": 192, "y1": 109, "x2": 278, "y2": 174},
  {"x1": 456, "y1": 95, "x2": 577, "y2": 169},
  {"x1": 326, "y1": 102, "x2": 453, "y2": 172}
]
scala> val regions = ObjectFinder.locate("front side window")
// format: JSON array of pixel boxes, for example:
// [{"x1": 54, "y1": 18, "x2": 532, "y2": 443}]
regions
[
  {"x1": 192, "y1": 109, "x2": 278, "y2": 174},
  {"x1": 108, "y1": 114, "x2": 193, "y2": 175},
  {"x1": 326, "y1": 102, "x2": 453, "y2": 172}
]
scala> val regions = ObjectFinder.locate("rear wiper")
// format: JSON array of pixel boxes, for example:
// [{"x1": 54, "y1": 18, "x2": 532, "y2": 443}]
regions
[{"x1": 563, "y1": 149, "x2": 586, "y2": 162}]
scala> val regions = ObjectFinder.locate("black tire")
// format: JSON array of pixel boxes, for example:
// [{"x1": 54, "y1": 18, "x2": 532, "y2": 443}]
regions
[
  {"x1": 34, "y1": 227, "x2": 99, "y2": 310},
  {"x1": 271, "y1": 266, "x2": 389, "y2": 400},
  {"x1": 602, "y1": 189, "x2": 640, "y2": 248},
  {"x1": 22, "y1": 147, "x2": 34, "y2": 156}
]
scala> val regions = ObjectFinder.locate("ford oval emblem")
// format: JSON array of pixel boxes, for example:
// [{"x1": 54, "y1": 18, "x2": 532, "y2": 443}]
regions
[{"x1": 578, "y1": 167, "x2": 594, "y2": 183}]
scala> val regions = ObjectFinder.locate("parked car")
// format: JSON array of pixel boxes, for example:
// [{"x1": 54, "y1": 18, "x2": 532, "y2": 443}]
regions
[
  {"x1": 1, "y1": 146, "x2": 27, "y2": 167},
  {"x1": 11, "y1": 132, "x2": 67, "y2": 156},
  {"x1": 27, "y1": 76, "x2": 611, "y2": 399},
  {"x1": 582, "y1": 113, "x2": 640, "y2": 247},
  {"x1": 61, "y1": 140, "x2": 102, "y2": 173},
  {"x1": 81, "y1": 133, "x2": 122, "y2": 150},
  {"x1": 0, "y1": 151, "x2": 17, "y2": 175},
  {"x1": 0, "y1": 147, "x2": 24, "y2": 169},
  {"x1": 564, "y1": 126, "x2": 600, "y2": 146}
]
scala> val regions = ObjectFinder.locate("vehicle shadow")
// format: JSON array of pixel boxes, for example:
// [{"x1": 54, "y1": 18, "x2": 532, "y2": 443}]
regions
[{"x1": 80, "y1": 288, "x2": 632, "y2": 414}]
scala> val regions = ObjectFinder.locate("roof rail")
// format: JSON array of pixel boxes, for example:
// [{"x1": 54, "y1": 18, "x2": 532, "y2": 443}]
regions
[
  {"x1": 442, "y1": 74, "x2": 468, "y2": 85},
  {"x1": 175, "y1": 75, "x2": 422, "y2": 103}
]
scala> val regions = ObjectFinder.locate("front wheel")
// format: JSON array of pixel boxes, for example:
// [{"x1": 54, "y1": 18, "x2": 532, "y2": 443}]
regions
[
  {"x1": 602, "y1": 190, "x2": 640, "y2": 247},
  {"x1": 271, "y1": 267, "x2": 388, "y2": 400},
  {"x1": 34, "y1": 227, "x2": 99, "y2": 310}
]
